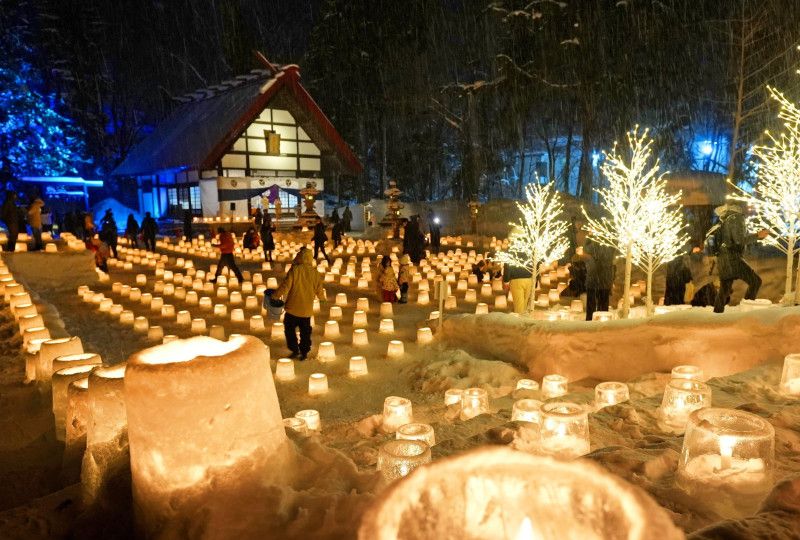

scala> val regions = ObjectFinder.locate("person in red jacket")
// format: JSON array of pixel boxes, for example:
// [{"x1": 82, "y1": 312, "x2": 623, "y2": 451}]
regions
[{"x1": 211, "y1": 227, "x2": 244, "y2": 283}]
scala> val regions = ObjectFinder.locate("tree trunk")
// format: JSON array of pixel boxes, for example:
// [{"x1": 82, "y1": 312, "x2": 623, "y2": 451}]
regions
[
  {"x1": 466, "y1": 91, "x2": 480, "y2": 200},
  {"x1": 561, "y1": 123, "x2": 574, "y2": 193},
  {"x1": 578, "y1": 128, "x2": 594, "y2": 200},
  {"x1": 380, "y1": 117, "x2": 388, "y2": 196},
  {"x1": 785, "y1": 230, "x2": 795, "y2": 304},
  {"x1": 516, "y1": 122, "x2": 526, "y2": 198},
  {"x1": 622, "y1": 242, "x2": 633, "y2": 318},
  {"x1": 528, "y1": 268, "x2": 539, "y2": 314},
  {"x1": 646, "y1": 261, "x2": 654, "y2": 316},
  {"x1": 727, "y1": 11, "x2": 747, "y2": 184}
]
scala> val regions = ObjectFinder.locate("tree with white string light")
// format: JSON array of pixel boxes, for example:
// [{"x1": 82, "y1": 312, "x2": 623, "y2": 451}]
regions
[
  {"x1": 582, "y1": 126, "x2": 685, "y2": 318},
  {"x1": 631, "y1": 184, "x2": 689, "y2": 316},
  {"x1": 495, "y1": 179, "x2": 569, "y2": 313},
  {"x1": 730, "y1": 86, "x2": 800, "y2": 305}
]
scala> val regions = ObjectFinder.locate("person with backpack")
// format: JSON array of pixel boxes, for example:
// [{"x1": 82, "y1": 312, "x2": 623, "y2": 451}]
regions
[{"x1": 708, "y1": 203, "x2": 768, "y2": 313}]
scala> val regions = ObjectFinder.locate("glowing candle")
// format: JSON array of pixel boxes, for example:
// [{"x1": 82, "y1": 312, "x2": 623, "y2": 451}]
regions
[
  {"x1": 230, "y1": 308, "x2": 245, "y2": 322},
  {"x1": 135, "y1": 274, "x2": 146, "y2": 286},
  {"x1": 396, "y1": 423, "x2": 435, "y2": 446},
  {"x1": 318, "y1": 341, "x2": 336, "y2": 362},
  {"x1": 780, "y1": 353, "x2": 800, "y2": 395},
  {"x1": 199, "y1": 297, "x2": 212, "y2": 310},
  {"x1": 444, "y1": 388, "x2": 463, "y2": 406},
  {"x1": 125, "y1": 336, "x2": 287, "y2": 537},
  {"x1": 353, "y1": 310, "x2": 368, "y2": 328},
  {"x1": 308, "y1": 373, "x2": 329, "y2": 396},
  {"x1": 382, "y1": 396, "x2": 413, "y2": 432},
  {"x1": 283, "y1": 417, "x2": 307, "y2": 435},
  {"x1": 271, "y1": 322, "x2": 285, "y2": 340},
  {"x1": 541, "y1": 374, "x2": 568, "y2": 399},
  {"x1": 213, "y1": 304, "x2": 227, "y2": 317},
  {"x1": 594, "y1": 381, "x2": 630, "y2": 409},
  {"x1": 377, "y1": 440, "x2": 431, "y2": 482},
  {"x1": 295, "y1": 409, "x2": 320, "y2": 431},
  {"x1": 475, "y1": 302, "x2": 489, "y2": 315},
  {"x1": 464, "y1": 289, "x2": 477, "y2": 303},
  {"x1": 416, "y1": 327, "x2": 433, "y2": 344},
  {"x1": 335, "y1": 293, "x2": 348, "y2": 306},
  {"x1": 349, "y1": 355, "x2": 368, "y2": 377},
  {"x1": 190, "y1": 318, "x2": 207, "y2": 334},
  {"x1": 209, "y1": 325, "x2": 226, "y2": 340},
  {"x1": 592, "y1": 311, "x2": 613, "y2": 322},
  {"x1": 324, "y1": 320, "x2": 340, "y2": 339},
  {"x1": 379, "y1": 319, "x2": 395, "y2": 334},
  {"x1": 36, "y1": 336, "x2": 84, "y2": 381},
  {"x1": 671, "y1": 365, "x2": 704, "y2": 381},
  {"x1": 249, "y1": 315, "x2": 265, "y2": 332},
  {"x1": 147, "y1": 326, "x2": 164, "y2": 342},
  {"x1": 352, "y1": 328, "x2": 369, "y2": 346},
  {"x1": 133, "y1": 316, "x2": 149, "y2": 333},
  {"x1": 658, "y1": 379, "x2": 712, "y2": 432},
  {"x1": 275, "y1": 358, "x2": 295, "y2": 381},
  {"x1": 329, "y1": 305, "x2": 343, "y2": 319},
  {"x1": 383, "y1": 342, "x2": 405, "y2": 362},
  {"x1": 512, "y1": 399, "x2": 544, "y2": 424},
  {"x1": 417, "y1": 290, "x2": 430, "y2": 305},
  {"x1": 52, "y1": 364, "x2": 97, "y2": 440},
  {"x1": 460, "y1": 387, "x2": 489, "y2": 420},
  {"x1": 539, "y1": 402, "x2": 591, "y2": 459},
  {"x1": 128, "y1": 288, "x2": 141, "y2": 301},
  {"x1": 120, "y1": 310, "x2": 135, "y2": 325}
]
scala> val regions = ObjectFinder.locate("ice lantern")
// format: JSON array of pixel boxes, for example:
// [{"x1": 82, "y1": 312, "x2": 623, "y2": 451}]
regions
[
  {"x1": 539, "y1": 402, "x2": 591, "y2": 459},
  {"x1": 779, "y1": 353, "x2": 800, "y2": 395},
  {"x1": 125, "y1": 336, "x2": 288, "y2": 538},
  {"x1": 359, "y1": 447, "x2": 684, "y2": 540},
  {"x1": 382, "y1": 396, "x2": 413, "y2": 433},
  {"x1": 659, "y1": 379, "x2": 712, "y2": 432},
  {"x1": 678, "y1": 408, "x2": 775, "y2": 518}
]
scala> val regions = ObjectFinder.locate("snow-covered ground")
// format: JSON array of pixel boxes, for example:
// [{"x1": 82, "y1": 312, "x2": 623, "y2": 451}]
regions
[{"x1": 0, "y1": 235, "x2": 798, "y2": 539}]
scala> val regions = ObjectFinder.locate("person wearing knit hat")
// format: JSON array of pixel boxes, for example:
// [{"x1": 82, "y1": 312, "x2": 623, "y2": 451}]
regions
[{"x1": 398, "y1": 255, "x2": 412, "y2": 304}]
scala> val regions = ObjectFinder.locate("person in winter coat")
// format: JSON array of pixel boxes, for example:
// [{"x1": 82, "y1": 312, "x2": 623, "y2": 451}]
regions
[
  {"x1": 428, "y1": 215, "x2": 442, "y2": 254},
  {"x1": 342, "y1": 206, "x2": 352, "y2": 232},
  {"x1": 91, "y1": 235, "x2": 110, "y2": 273},
  {"x1": 332, "y1": 220, "x2": 344, "y2": 249},
  {"x1": 183, "y1": 209, "x2": 193, "y2": 240},
  {"x1": 242, "y1": 226, "x2": 260, "y2": 250},
  {"x1": 378, "y1": 256, "x2": 399, "y2": 303},
  {"x1": 502, "y1": 227, "x2": 534, "y2": 314},
  {"x1": 254, "y1": 208, "x2": 263, "y2": 229},
  {"x1": 125, "y1": 214, "x2": 139, "y2": 248},
  {"x1": 562, "y1": 247, "x2": 588, "y2": 297},
  {"x1": 312, "y1": 216, "x2": 330, "y2": 263},
  {"x1": 211, "y1": 227, "x2": 244, "y2": 283},
  {"x1": 687, "y1": 247, "x2": 717, "y2": 306},
  {"x1": 261, "y1": 213, "x2": 275, "y2": 262},
  {"x1": 330, "y1": 208, "x2": 340, "y2": 225},
  {"x1": 1, "y1": 191, "x2": 18, "y2": 252},
  {"x1": 404, "y1": 215, "x2": 426, "y2": 264},
  {"x1": 584, "y1": 239, "x2": 616, "y2": 321},
  {"x1": 100, "y1": 209, "x2": 118, "y2": 258},
  {"x1": 141, "y1": 212, "x2": 157, "y2": 251},
  {"x1": 397, "y1": 254, "x2": 412, "y2": 303},
  {"x1": 712, "y1": 204, "x2": 767, "y2": 313},
  {"x1": 273, "y1": 248, "x2": 326, "y2": 360},
  {"x1": 27, "y1": 197, "x2": 44, "y2": 251},
  {"x1": 83, "y1": 212, "x2": 96, "y2": 240},
  {"x1": 664, "y1": 253, "x2": 692, "y2": 305}
]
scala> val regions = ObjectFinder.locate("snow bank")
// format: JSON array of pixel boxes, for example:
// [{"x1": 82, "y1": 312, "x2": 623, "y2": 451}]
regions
[{"x1": 442, "y1": 308, "x2": 800, "y2": 382}]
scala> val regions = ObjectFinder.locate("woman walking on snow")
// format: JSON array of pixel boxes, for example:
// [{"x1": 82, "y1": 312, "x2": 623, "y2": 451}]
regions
[{"x1": 379, "y1": 256, "x2": 399, "y2": 303}]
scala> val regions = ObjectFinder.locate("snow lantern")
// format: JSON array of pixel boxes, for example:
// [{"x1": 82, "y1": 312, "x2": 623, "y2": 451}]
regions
[
  {"x1": 658, "y1": 379, "x2": 712, "y2": 432},
  {"x1": 382, "y1": 396, "x2": 413, "y2": 433},
  {"x1": 493, "y1": 295, "x2": 507, "y2": 310},
  {"x1": 230, "y1": 308, "x2": 245, "y2": 322},
  {"x1": 539, "y1": 402, "x2": 590, "y2": 459},
  {"x1": 163, "y1": 335, "x2": 178, "y2": 344},
  {"x1": 24, "y1": 326, "x2": 51, "y2": 347},
  {"x1": 380, "y1": 302, "x2": 394, "y2": 318},
  {"x1": 570, "y1": 299, "x2": 583, "y2": 312},
  {"x1": 417, "y1": 327, "x2": 433, "y2": 344},
  {"x1": 444, "y1": 389, "x2": 463, "y2": 406},
  {"x1": 464, "y1": 289, "x2": 477, "y2": 303},
  {"x1": 460, "y1": 388, "x2": 489, "y2": 420},
  {"x1": 133, "y1": 316, "x2": 149, "y2": 333},
  {"x1": 190, "y1": 318, "x2": 207, "y2": 334},
  {"x1": 120, "y1": 310, "x2": 135, "y2": 325},
  {"x1": 275, "y1": 358, "x2": 295, "y2": 381},
  {"x1": 37, "y1": 336, "x2": 84, "y2": 381},
  {"x1": 671, "y1": 365, "x2": 705, "y2": 382},
  {"x1": 150, "y1": 296, "x2": 164, "y2": 312},
  {"x1": 18, "y1": 313, "x2": 44, "y2": 334},
  {"x1": 13, "y1": 302, "x2": 37, "y2": 319},
  {"x1": 353, "y1": 328, "x2": 369, "y2": 346},
  {"x1": 53, "y1": 364, "x2": 97, "y2": 440},
  {"x1": 324, "y1": 320, "x2": 340, "y2": 339},
  {"x1": 176, "y1": 310, "x2": 191, "y2": 326},
  {"x1": 329, "y1": 305, "x2": 343, "y2": 319},
  {"x1": 308, "y1": 373, "x2": 329, "y2": 396},
  {"x1": 318, "y1": 342, "x2": 336, "y2": 362},
  {"x1": 475, "y1": 302, "x2": 489, "y2": 314},
  {"x1": 417, "y1": 291, "x2": 430, "y2": 305},
  {"x1": 81, "y1": 363, "x2": 128, "y2": 507},
  {"x1": 396, "y1": 423, "x2": 435, "y2": 447},
  {"x1": 360, "y1": 447, "x2": 682, "y2": 539},
  {"x1": 249, "y1": 315, "x2": 265, "y2": 332},
  {"x1": 780, "y1": 353, "x2": 800, "y2": 395},
  {"x1": 125, "y1": 335, "x2": 287, "y2": 537},
  {"x1": 295, "y1": 409, "x2": 320, "y2": 431},
  {"x1": 349, "y1": 355, "x2": 369, "y2": 377},
  {"x1": 678, "y1": 408, "x2": 774, "y2": 518},
  {"x1": 283, "y1": 417, "x2": 307, "y2": 435},
  {"x1": 592, "y1": 311, "x2": 614, "y2": 322},
  {"x1": 387, "y1": 340, "x2": 405, "y2": 359},
  {"x1": 541, "y1": 374, "x2": 568, "y2": 399},
  {"x1": 335, "y1": 293, "x2": 348, "y2": 306},
  {"x1": 515, "y1": 378, "x2": 539, "y2": 395},
  {"x1": 147, "y1": 326, "x2": 164, "y2": 342},
  {"x1": 353, "y1": 310, "x2": 368, "y2": 328},
  {"x1": 270, "y1": 322, "x2": 284, "y2": 340},
  {"x1": 512, "y1": 399, "x2": 544, "y2": 424},
  {"x1": 379, "y1": 319, "x2": 395, "y2": 334},
  {"x1": 213, "y1": 303, "x2": 227, "y2": 317},
  {"x1": 139, "y1": 292, "x2": 152, "y2": 307},
  {"x1": 377, "y1": 439, "x2": 431, "y2": 482},
  {"x1": 594, "y1": 382, "x2": 630, "y2": 409}
]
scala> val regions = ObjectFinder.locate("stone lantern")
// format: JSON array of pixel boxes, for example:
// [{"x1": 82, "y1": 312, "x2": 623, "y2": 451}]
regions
[
  {"x1": 296, "y1": 181, "x2": 321, "y2": 228},
  {"x1": 381, "y1": 180, "x2": 404, "y2": 237},
  {"x1": 468, "y1": 199, "x2": 481, "y2": 235}
]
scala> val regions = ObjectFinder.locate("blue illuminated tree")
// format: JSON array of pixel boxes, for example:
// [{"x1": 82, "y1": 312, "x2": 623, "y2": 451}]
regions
[{"x1": 0, "y1": 58, "x2": 88, "y2": 180}]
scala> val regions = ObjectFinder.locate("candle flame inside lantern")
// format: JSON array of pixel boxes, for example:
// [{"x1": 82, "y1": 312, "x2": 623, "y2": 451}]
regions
[
  {"x1": 718, "y1": 435, "x2": 736, "y2": 471},
  {"x1": 516, "y1": 518, "x2": 535, "y2": 540}
]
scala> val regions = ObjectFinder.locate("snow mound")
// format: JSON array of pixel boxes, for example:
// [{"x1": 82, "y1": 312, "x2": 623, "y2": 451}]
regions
[
  {"x1": 442, "y1": 309, "x2": 800, "y2": 381},
  {"x1": 410, "y1": 348, "x2": 522, "y2": 398}
]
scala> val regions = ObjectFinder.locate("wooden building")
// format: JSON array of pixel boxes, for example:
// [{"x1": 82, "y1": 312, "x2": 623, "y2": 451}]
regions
[{"x1": 112, "y1": 58, "x2": 361, "y2": 221}]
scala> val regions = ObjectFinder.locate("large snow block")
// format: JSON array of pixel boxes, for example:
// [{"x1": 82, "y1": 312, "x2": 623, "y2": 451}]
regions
[
  {"x1": 442, "y1": 308, "x2": 800, "y2": 382},
  {"x1": 125, "y1": 335, "x2": 288, "y2": 538}
]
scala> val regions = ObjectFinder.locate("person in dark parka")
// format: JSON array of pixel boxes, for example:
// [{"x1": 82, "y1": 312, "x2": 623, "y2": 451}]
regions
[
  {"x1": 1, "y1": 191, "x2": 18, "y2": 252},
  {"x1": 312, "y1": 216, "x2": 330, "y2": 263},
  {"x1": 664, "y1": 253, "x2": 693, "y2": 305},
  {"x1": 585, "y1": 239, "x2": 616, "y2": 321},
  {"x1": 712, "y1": 204, "x2": 767, "y2": 313}
]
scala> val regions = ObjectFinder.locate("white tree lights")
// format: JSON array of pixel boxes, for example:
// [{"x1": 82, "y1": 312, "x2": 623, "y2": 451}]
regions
[
  {"x1": 495, "y1": 180, "x2": 569, "y2": 313},
  {"x1": 582, "y1": 127, "x2": 686, "y2": 318},
  {"x1": 730, "y1": 86, "x2": 800, "y2": 305}
]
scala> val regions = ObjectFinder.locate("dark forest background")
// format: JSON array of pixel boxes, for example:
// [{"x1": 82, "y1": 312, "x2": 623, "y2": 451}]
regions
[{"x1": 2, "y1": 0, "x2": 800, "y2": 203}]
